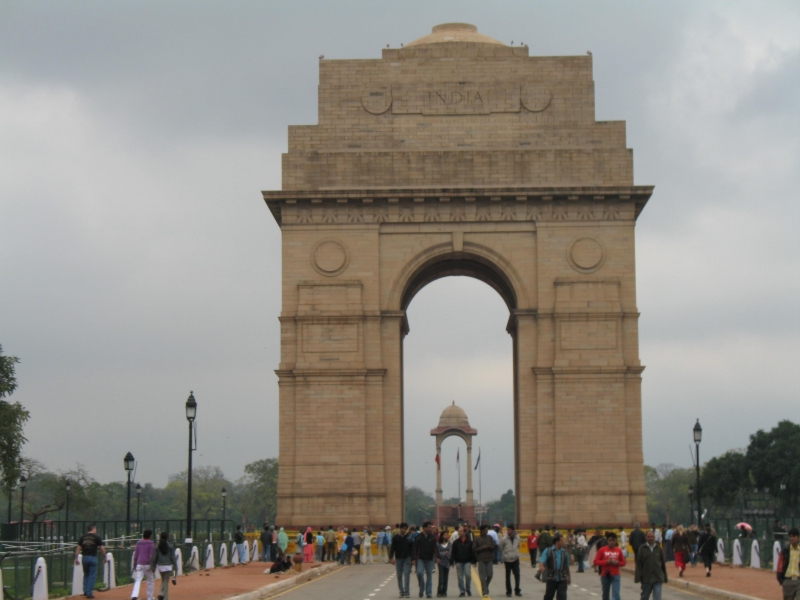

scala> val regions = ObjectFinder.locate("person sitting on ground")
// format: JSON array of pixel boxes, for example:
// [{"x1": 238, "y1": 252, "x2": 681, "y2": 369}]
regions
[{"x1": 269, "y1": 554, "x2": 293, "y2": 573}]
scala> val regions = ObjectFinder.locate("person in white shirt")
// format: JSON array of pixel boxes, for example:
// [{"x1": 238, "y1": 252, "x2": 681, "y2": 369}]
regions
[{"x1": 489, "y1": 525, "x2": 501, "y2": 564}]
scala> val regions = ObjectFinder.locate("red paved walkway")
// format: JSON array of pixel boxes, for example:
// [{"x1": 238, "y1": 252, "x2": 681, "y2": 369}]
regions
[
  {"x1": 627, "y1": 563, "x2": 782, "y2": 600},
  {"x1": 69, "y1": 560, "x2": 326, "y2": 600}
]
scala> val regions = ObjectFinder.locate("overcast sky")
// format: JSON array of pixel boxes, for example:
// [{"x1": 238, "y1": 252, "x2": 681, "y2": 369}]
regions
[{"x1": 1, "y1": 1, "x2": 799, "y2": 503}]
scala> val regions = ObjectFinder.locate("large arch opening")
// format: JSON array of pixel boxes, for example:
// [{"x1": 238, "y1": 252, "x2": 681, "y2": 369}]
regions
[{"x1": 401, "y1": 256, "x2": 518, "y2": 526}]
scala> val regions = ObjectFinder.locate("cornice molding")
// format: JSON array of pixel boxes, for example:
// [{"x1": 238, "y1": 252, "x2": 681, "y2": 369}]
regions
[{"x1": 263, "y1": 186, "x2": 653, "y2": 226}]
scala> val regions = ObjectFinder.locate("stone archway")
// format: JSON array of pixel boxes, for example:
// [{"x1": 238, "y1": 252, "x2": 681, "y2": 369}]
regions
[{"x1": 264, "y1": 23, "x2": 651, "y2": 528}]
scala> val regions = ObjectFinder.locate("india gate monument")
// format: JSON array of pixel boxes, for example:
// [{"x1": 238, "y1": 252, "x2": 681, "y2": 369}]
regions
[{"x1": 264, "y1": 23, "x2": 652, "y2": 528}]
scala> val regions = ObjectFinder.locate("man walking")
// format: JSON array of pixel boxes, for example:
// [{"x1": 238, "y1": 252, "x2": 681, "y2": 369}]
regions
[
  {"x1": 499, "y1": 524, "x2": 522, "y2": 597},
  {"x1": 538, "y1": 526, "x2": 554, "y2": 555},
  {"x1": 412, "y1": 521, "x2": 440, "y2": 598},
  {"x1": 234, "y1": 525, "x2": 246, "y2": 564},
  {"x1": 697, "y1": 524, "x2": 717, "y2": 578},
  {"x1": 74, "y1": 524, "x2": 107, "y2": 599},
  {"x1": 324, "y1": 525, "x2": 337, "y2": 562},
  {"x1": 594, "y1": 532, "x2": 626, "y2": 600},
  {"x1": 131, "y1": 529, "x2": 156, "y2": 600},
  {"x1": 635, "y1": 530, "x2": 668, "y2": 600},
  {"x1": 538, "y1": 532, "x2": 571, "y2": 600},
  {"x1": 687, "y1": 524, "x2": 699, "y2": 567},
  {"x1": 452, "y1": 525, "x2": 475, "y2": 597},
  {"x1": 489, "y1": 525, "x2": 501, "y2": 564},
  {"x1": 777, "y1": 527, "x2": 800, "y2": 600},
  {"x1": 391, "y1": 523, "x2": 413, "y2": 598},
  {"x1": 260, "y1": 524, "x2": 271, "y2": 562},
  {"x1": 474, "y1": 524, "x2": 497, "y2": 598},
  {"x1": 630, "y1": 523, "x2": 646, "y2": 557}
]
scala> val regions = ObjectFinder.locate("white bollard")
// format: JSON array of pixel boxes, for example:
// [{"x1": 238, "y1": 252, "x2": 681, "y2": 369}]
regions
[
  {"x1": 189, "y1": 545, "x2": 200, "y2": 571},
  {"x1": 750, "y1": 540, "x2": 761, "y2": 569},
  {"x1": 219, "y1": 543, "x2": 228, "y2": 566},
  {"x1": 716, "y1": 538, "x2": 726, "y2": 563},
  {"x1": 733, "y1": 539, "x2": 743, "y2": 566},
  {"x1": 174, "y1": 548, "x2": 183, "y2": 576},
  {"x1": 72, "y1": 555, "x2": 84, "y2": 596},
  {"x1": 205, "y1": 544, "x2": 215, "y2": 569},
  {"x1": 104, "y1": 552, "x2": 117, "y2": 589},
  {"x1": 774, "y1": 541, "x2": 782, "y2": 572},
  {"x1": 252, "y1": 540, "x2": 259, "y2": 562},
  {"x1": 242, "y1": 540, "x2": 250, "y2": 564},
  {"x1": 32, "y1": 557, "x2": 48, "y2": 600},
  {"x1": 231, "y1": 543, "x2": 240, "y2": 565}
]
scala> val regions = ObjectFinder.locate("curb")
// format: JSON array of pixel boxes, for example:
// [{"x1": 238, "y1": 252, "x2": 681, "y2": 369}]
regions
[
  {"x1": 620, "y1": 566, "x2": 766, "y2": 600},
  {"x1": 224, "y1": 562, "x2": 342, "y2": 600}
]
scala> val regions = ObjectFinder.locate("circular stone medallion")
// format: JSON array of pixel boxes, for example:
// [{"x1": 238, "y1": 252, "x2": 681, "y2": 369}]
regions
[
  {"x1": 312, "y1": 239, "x2": 349, "y2": 276},
  {"x1": 568, "y1": 237, "x2": 605, "y2": 273}
]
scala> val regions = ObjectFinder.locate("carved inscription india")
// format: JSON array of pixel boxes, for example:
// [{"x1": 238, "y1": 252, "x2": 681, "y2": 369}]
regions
[{"x1": 361, "y1": 81, "x2": 552, "y2": 115}]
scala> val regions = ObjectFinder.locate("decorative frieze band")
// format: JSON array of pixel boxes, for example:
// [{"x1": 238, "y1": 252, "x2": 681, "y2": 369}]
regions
[{"x1": 267, "y1": 190, "x2": 649, "y2": 226}]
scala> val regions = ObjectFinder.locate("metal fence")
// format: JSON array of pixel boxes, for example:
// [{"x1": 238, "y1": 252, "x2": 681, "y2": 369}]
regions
[{"x1": 1, "y1": 519, "x2": 234, "y2": 546}]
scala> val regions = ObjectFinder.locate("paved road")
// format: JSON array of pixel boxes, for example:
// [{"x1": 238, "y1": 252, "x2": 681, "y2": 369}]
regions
[{"x1": 272, "y1": 561, "x2": 711, "y2": 600}]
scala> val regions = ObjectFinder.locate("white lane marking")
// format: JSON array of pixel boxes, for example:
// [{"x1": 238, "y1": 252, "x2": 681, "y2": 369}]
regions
[
  {"x1": 591, "y1": 594, "x2": 598, "y2": 597},
  {"x1": 580, "y1": 588, "x2": 588, "y2": 592}
]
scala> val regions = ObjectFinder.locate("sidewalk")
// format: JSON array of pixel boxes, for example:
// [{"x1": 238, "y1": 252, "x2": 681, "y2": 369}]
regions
[
  {"x1": 622, "y1": 562, "x2": 782, "y2": 600},
  {"x1": 57, "y1": 560, "x2": 338, "y2": 600}
]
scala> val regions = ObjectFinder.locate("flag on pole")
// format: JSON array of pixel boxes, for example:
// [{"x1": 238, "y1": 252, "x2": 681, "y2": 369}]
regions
[
  {"x1": 435, "y1": 452, "x2": 441, "y2": 470},
  {"x1": 474, "y1": 450, "x2": 481, "y2": 470},
  {"x1": 456, "y1": 448, "x2": 460, "y2": 465}
]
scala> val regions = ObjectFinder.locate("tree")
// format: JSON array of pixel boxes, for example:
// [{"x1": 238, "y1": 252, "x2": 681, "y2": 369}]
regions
[
  {"x1": 644, "y1": 464, "x2": 694, "y2": 525},
  {"x1": 239, "y1": 458, "x2": 278, "y2": 524},
  {"x1": 701, "y1": 450, "x2": 748, "y2": 512},
  {"x1": 167, "y1": 466, "x2": 231, "y2": 520},
  {"x1": 486, "y1": 489, "x2": 515, "y2": 526},
  {"x1": 0, "y1": 344, "x2": 29, "y2": 492},
  {"x1": 405, "y1": 487, "x2": 433, "y2": 526},
  {"x1": 746, "y1": 421, "x2": 800, "y2": 511}
]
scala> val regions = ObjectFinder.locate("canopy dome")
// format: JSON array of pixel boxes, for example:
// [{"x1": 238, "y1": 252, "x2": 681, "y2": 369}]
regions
[
  {"x1": 437, "y1": 401, "x2": 471, "y2": 429},
  {"x1": 406, "y1": 23, "x2": 505, "y2": 48}
]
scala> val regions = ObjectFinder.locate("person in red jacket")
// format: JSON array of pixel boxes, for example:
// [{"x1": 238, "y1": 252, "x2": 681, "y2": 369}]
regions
[
  {"x1": 594, "y1": 532, "x2": 626, "y2": 600},
  {"x1": 528, "y1": 530, "x2": 539, "y2": 567}
]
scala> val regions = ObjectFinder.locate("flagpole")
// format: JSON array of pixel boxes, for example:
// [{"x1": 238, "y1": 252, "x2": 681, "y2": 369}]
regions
[
  {"x1": 458, "y1": 451, "x2": 461, "y2": 505},
  {"x1": 479, "y1": 446, "x2": 482, "y2": 525}
]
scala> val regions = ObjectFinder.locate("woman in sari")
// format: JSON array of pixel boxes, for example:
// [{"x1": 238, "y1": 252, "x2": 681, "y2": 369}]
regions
[
  {"x1": 303, "y1": 527, "x2": 315, "y2": 563},
  {"x1": 277, "y1": 527, "x2": 289, "y2": 558}
]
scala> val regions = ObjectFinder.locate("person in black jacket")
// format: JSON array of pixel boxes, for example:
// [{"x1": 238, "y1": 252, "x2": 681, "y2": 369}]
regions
[
  {"x1": 452, "y1": 525, "x2": 476, "y2": 597},
  {"x1": 629, "y1": 523, "x2": 646, "y2": 557},
  {"x1": 391, "y1": 523, "x2": 413, "y2": 598},
  {"x1": 697, "y1": 524, "x2": 717, "y2": 578},
  {"x1": 413, "y1": 521, "x2": 441, "y2": 599}
]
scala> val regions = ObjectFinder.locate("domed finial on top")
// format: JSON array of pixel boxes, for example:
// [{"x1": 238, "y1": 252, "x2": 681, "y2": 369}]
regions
[{"x1": 405, "y1": 23, "x2": 505, "y2": 48}]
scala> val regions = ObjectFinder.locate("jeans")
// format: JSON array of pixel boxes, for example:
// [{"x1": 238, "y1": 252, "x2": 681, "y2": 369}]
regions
[
  {"x1": 456, "y1": 563, "x2": 472, "y2": 595},
  {"x1": 416, "y1": 559, "x2": 435, "y2": 597},
  {"x1": 544, "y1": 580, "x2": 568, "y2": 600},
  {"x1": 236, "y1": 543, "x2": 246, "y2": 563},
  {"x1": 577, "y1": 554, "x2": 585, "y2": 573},
  {"x1": 325, "y1": 542, "x2": 336, "y2": 561},
  {"x1": 261, "y1": 543, "x2": 270, "y2": 562},
  {"x1": 640, "y1": 582, "x2": 663, "y2": 600},
  {"x1": 702, "y1": 554, "x2": 713, "y2": 571},
  {"x1": 316, "y1": 545, "x2": 324, "y2": 562},
  {"x1": 437, "y1": 565, "x2": 450, "y2": 596},
  {"x1": 132, "y1": 565, "x2": 155, "y2": 600},
  {"x1": 477, "y1": 561, "x2": 493, "y2": 596},
  {"x1": 82, "y1": 555, "x2": 98, "y2": 597},
  {"x1": 601, "y1": 574, "x2": 620, "y2": 600},
  {"x1": 529, "y1": 548, "x2": 538, "y2": 567},
  {"x1": 690, "y1": 544, "x2": 698, "y2": 566},
  {"x1": 494, "y1": 548, "x2": 502, "y2": 564},
  {"x1": 396, "y1": 557, "x2": 412, "y2": 595},
  {"x1": 505, "y1": 559, "x2": 520, "y2": 594}
]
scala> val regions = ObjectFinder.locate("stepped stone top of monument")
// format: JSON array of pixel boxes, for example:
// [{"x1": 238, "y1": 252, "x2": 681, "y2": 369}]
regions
[{"x1": 406, "y1": 23, "x2": 505, "y2": 47}]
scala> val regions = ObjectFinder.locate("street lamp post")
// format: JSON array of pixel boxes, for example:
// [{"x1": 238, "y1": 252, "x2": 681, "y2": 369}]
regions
[
  {"x1": 19, "y1": 476, "x2": 27, "y2": 540},
  {"x1": 7, "y1": 483, "x2": 15, "y2": 525},
  {"x1": 65, "y1": 479, "x2": 71, "y2": 542},
  {"x1": 688, "y1": 485, "x2": 694, "y2": 524},
  {"x1": 124, "y1": 452, "x2": 135, "y2": 537},
  {"x1": 142, "y1": 500, "x2": 147, "y2": 523},
  {"x1": 136, "y1": 483, "x2": 142, "y2": 530},
  {"x1": 694, "y1": 419, "x2": 703, "y2": 525},
  {"x1": 221, "y1": 487, "x2": 227, "y2": 538},
  {"x1": 185, "y1": 391, "x2": 197, "y2": 568}
]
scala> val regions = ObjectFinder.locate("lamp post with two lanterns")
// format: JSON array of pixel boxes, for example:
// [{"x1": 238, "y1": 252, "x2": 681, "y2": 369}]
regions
[
  {"x1": 19, "y1": 475, "x2": 27, "y2": 540},
  {"x1": 694, "y1": 419, "x2": 703, "y2": 526},
  {"x1": 185, "y1": 392, "x2": 197, "y2": 567},
  {"x1": 124, "y1": 452, "x2": 135, "y2": 537}
]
